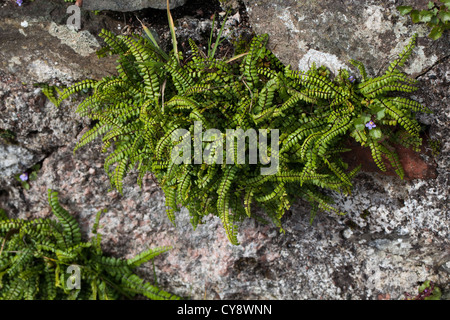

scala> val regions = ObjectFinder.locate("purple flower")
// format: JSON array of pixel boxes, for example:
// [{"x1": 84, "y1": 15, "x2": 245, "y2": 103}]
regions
[
  {"x1": 348, "y1": 76, "x2": 356, "y2": 83},
  {"x1": 19, "y1": 172, "x2": 28, "y2": 181},
  {"x1": 365, "y1": 120, "x2": 376, "y2": 130},
  {"x1": 16, "y1": 0, "x2": 23, "y2": 6}
]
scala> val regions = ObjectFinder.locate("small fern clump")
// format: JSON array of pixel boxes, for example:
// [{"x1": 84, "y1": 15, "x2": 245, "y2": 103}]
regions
[
  {"x1": 43, "y1": 11, "x2": 430, "y2": 245},
  {"x1": 0, "y1": 190, "x2": 179, "y2": 300}
]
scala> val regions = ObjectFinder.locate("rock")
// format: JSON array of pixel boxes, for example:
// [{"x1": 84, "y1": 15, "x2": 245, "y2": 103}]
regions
[
  {"x1": 0, "y1": 71, "x2": 89, "y2": 172},
  {"x1": 0, "y1": 144, "x2": 37, "y2": 178},
  {"x1": 341, "y1": 139, "x2": 438, "y2": 180},
  {"x1": 82, "y1": 0, "x2": 187, "y2": 12},
  {"x1": 0, "y1": 0, "x2": 119, "y2": 187},
  {"x1": 242, "y1": 0, "x2": 448, "y2": 77},
  {"x1": 0, "y1": 1, "x2": 118, "y2": 85},
  {"x1": 48, "y1": 22, "x2": 100, "y2": 57}
]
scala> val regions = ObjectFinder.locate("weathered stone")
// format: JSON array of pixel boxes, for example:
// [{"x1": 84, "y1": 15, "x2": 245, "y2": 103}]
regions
[
  {"x1": 0, "y1": 144, "x2": 37, "y2": 178},
  {"x1": 0, "y1": 1, "x2": 118, "y2": 85},
  {"x1": 242, "y1": 0, "x2": 448, "y2": 78},
  {"x1": 82, "y1": 0, "x2": 187, "y2": 12},
  {"x1": 341, "y1": 138, "x2": 438, "y2": 180},
  {"x1": 0, "y1": 0, "x2": 119, "y2": 187}
]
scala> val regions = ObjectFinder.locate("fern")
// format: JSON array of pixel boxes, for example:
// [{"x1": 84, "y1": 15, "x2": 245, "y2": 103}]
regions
[
  {"x1": 42, "y1": 9, "x2": 430, "y2": 245},
  {"x1": 0, "y1": 190, "x2": 179, "y2": 300}
]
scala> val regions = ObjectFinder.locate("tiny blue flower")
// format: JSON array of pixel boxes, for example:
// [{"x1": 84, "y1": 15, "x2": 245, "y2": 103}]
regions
[
  {"x1": 348, "y1": 76, "x2": 356, "y2": 83},
  {"x1": 365, "y1": 120, "x2": 376, "y2": 130},
  {"x1": 19, "y1": 172, "x2": 28, "y2": 181},
  {"x1": 16, "y1": 0, "x2": 23, "y2": 6}
]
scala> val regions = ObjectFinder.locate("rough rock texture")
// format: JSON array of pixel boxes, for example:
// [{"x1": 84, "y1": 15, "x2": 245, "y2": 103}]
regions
[
  {"x1": 0, "y1": 0, "x2": 120, "y2": 190},
  {"x1": 0, "y1": 143, "x2": 37, "y2": 178},
  {"x1": 0, "y1": 0, "x2": 449, "y2": 300},
  {"x1": 82, "y1": 0, "x2": 187, "y2": 12},
  {"x1": 242, "y1": 0, "x2": 448, "y2": 77},
  {"x1": 239, "y1": 0, "x2": 450, "y2": 299},
  {"x1": 0, "y1": 0, "x2": 118, "y2": 85}
]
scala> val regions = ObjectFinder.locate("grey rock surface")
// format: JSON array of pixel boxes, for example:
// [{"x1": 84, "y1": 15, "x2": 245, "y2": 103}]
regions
[
  {"x1": 242, "y1": 0, "x2": 448, "y2": 78},
  {"x1": 82, "y1": 0, "x2": 187, "y2": 12},
  {"x1": 0, "y1": 143, "x2": 37, "y2": 178},
  {"x1": 0, "y1": 0, "x2": 449, "y2": 300},
  {"x1": 0, "y1": 0, "x2": 118, "y2": 85}
]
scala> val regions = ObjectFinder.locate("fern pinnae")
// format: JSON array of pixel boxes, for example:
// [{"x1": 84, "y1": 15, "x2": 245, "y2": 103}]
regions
[
  {"x1": 98, "y1": 29, "x2": 129, "y2": 55},
  {"x1": 299, "y1": 130, "x2": 325, "y2": 161},
  {"x1": 315, "y1": 115, "x2": 352, "y2": 157},
  {"x1": 164, "y1": 185, "x2": 178, "y2": 225},
  {"x1": 48, "y1": 190, "x2": 81, "y2": 247},
  {"x1": 386, "y1": 33, "x2": 418, "y2": 74},
  {"x1": 127, "y1": 246, "x2": 172, "y2": 269},
  {"x1": 155, "y1": 122, "x2": 182, "y2": 160},
  {"x1": 217, "y1": 166, "x2": 240, "y2": 245},
  {"x1": 324, "y1": 158, "x2": 353, "y2": 187},
  {"x1": 254, "y1": 182, "x2": 286, "y2": 203},
  {"x1": 305, "y1": 189, "x2": 344, "y2": 217},
  {"x1": 281, "y1": 121, "x2": 326, "y2": 153},
  {"x1": 388, "y1": 97, "x2": 431, "y2": 113},
  {"x1": 6, "y1": 247, "x2": 34, "y2": 278},
  {"x1": 376, "y1": 98, "x2": 421, "y2": 136},
  {"x1": 349, "y1": 59, "x2": 368, "y2": 81},
  {"x1": 364, "y1": 83, "x2": 417, "y2": 98},
  {"x1": 104, "y1": 141, "x2": 133, "y2": 177},
  {"x1": 110, "y1": 158, "x2": 129, "y2": 194},
  {"x1": 244, "y1": 188, "x2": 254, "y2": 218},
  {"x1": 269, "y1": 170, "x2": 328, "y2": 184},
  {"x1": 165, "y1": 58, "x2": 194, "y2": 95},
  {"x1": 177, "y1": 166, "x2": 193, "y2": 205},
  {"x1": 379, "y1": 143, "x2": 405, "y2": 179},
  {"x1": 243, "y1": 34, "x2": 269, "y2": 90},
  {"x1": 368, "y1": 139, "x2": 387, "y2": 172},
  {"x1": 76, "y1": 96, "x2": 101, "y2": 116},
  {"x1": 56, "y1": 79, "x2": 97, "y2": 106},
  {"x1": 121, "y1": 37, "x2": 161, "y2": 102}
]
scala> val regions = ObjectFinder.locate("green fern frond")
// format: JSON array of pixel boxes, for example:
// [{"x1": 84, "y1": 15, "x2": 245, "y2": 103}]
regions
[
  {"x1": 388, "y1": 97, "x2": 432, "y2": 113},
  {"x1": 217, "y1": 166, "x2": 240, "y2": 245},
  {"x1": 376, "y1": 99, "x2": 421, "y2": 136},
  {"x1": 48, "y1": 190, "x2": 81, "y2": 247},
  {"x1": 368, "y1": 140, "x2": 387, "y2": 172},
  {"x1": 0, "y1": 192, "x2": 179, "y2": 300},
  {"x1": 127, "y1": 246, "x2": 172, "y2": 268},
  {"x1": 386, "y1": 33, "x2": 418, "y2": 74},
  {"x1": 349, "y1": 59, "x2": 367, "y2": 81}
]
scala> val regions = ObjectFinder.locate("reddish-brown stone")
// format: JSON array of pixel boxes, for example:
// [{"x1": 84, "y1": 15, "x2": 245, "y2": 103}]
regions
[{"x1": 342, "y1": 137, "x2": 437, "y2": 180}]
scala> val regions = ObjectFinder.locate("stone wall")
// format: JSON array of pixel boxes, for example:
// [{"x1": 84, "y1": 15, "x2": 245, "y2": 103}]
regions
[{"x1": 0, "y1": 0, "x2": 448, "y2": 299}]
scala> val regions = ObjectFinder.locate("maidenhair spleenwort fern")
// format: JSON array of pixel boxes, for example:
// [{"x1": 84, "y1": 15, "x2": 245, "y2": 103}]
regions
[
  {"x1": 43, "y1": 13, "x2": 430, "y2": 245},
  {"x1": 0, "y1": 190, "x2": 179, "y2": 300}
]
